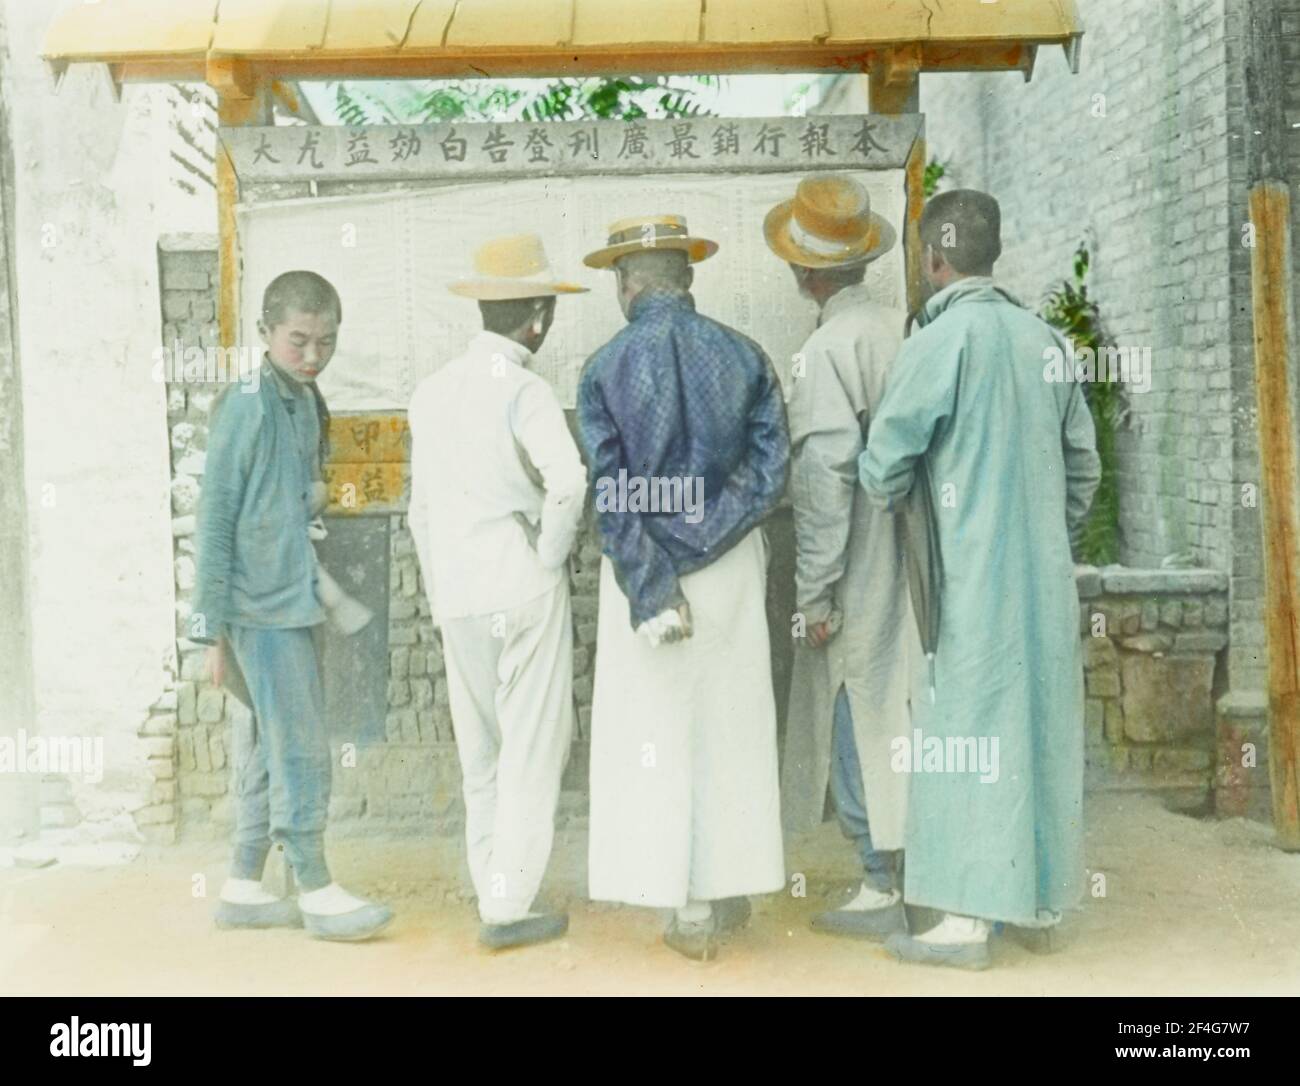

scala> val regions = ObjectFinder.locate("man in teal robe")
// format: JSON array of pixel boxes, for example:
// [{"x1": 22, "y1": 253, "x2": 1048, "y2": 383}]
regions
[{"x1": 858, "y1": 190, "x2": 1101, "y2": 969}]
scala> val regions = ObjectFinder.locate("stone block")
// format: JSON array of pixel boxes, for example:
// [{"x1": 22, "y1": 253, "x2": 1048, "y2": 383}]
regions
[
  {"x1": 1203, "y1": 598, "x2": 1228, "y2": 627},
  {"x1": 1119, "y1": 632, "x2": 1173, "y2": 654},
  {"x1": 1085, "y1": 668, "x2": 1120, "y2": 699},
  {"x1": 147, "y1": 755, "x2": 175, "y2": 781},
  {"x1": 181, "y1": 771, "x2": 227, "y2": 798},
  {"x1": 1085, "y1": 698, "x2": 1105, "y2": 747},
  {"x1": 1120, "y1": 653, "x2": 1215, "y2": 743},
  {"x1": 1100, "y1": 568, "x2": 1228, "y2": 594},
  {"x1": 1158, "y1": 600, "x2": 1183, "y2": 628},
  {"x1": 141, "y1": 736, "x2": 176, "y2": 759},
  {"x1": 197, "y1": 687, "x2": 225, "y2": 724},
  {"x1": 133, "y1": 804, "x2": 174, "y2": 829},
  {"x1": 1153, "y1": 748, "x2": 1212, "y2": 774},
  {"x1": 140, "y1": 712, "x2": 178, "y2": 738},
  {"x1": 1174, "y1": 630, "x2": 1227, "y2": 653},
  {"x1": 209, "y1": 731, "x2": 226, "y2": 771},
  {"x1": 1074, "y1": 565, "x2": 1103, "y2": 598},
  {"x1": 178, "y1": 681, "x2": 197, "y2": 725},
  {"x1": 390, "y1": 649, "x2": 410, "y2": 679},
  {"x1": 193, "y1": 727, "x2": 213, "y2": 773},
  {"x1": 1104, "y1": 700, "x2": 1125, "y2": 744},
  {"x1": 177, "y1": 730, "x2": 197, "y2": 772}
]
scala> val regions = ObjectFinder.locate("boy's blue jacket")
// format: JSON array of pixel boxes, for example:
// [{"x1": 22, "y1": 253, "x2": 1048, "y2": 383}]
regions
[{"x1": 192, "y1": 365, "x2": 325, "y2": 643}]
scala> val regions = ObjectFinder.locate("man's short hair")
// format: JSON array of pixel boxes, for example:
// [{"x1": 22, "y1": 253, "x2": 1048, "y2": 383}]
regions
[
  {"x1": 478, "y1": 295, "x2": 553, "y2": 337},
  {"x1": 919, "y1": 190, "x2": 1002, "y2": 275},
  {"x1": 802, "y1": 260, "x2": 868, "y2": 290},
  {"x1": 614, "y1": 248, "x2": 692, "y2": 290},
  {"x1": 261, "y1": 270, "x2": 342, "y2": 327}
]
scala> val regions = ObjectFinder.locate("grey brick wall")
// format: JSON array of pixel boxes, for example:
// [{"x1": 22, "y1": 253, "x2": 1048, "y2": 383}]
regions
[{"x1": 909, "y1": 0, "x2": 1267, "y2": 692}]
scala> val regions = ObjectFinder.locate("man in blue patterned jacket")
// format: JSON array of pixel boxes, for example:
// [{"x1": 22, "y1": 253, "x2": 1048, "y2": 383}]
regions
[{"x1": 577, "y1": 214, "x2": 790, "y2": 962}]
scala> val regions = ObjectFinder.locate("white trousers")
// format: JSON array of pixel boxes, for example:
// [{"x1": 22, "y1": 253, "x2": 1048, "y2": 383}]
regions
[
  {"x1": 587, "y1": 529, "x2": 786, "y2": 908},
  {"x1": 440, "y1": 582, "x2": 574, "y2": 923}
]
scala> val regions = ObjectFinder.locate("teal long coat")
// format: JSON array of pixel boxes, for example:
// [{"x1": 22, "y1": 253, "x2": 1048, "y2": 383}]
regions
[{"x1": 858, "y1": 278, "x2": 1101, "y2": 925}]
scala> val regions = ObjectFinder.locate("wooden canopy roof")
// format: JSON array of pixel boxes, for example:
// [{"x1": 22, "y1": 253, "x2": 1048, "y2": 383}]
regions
[{"x1": 44, "y1": 0, "x2": 1082, "y2": 85}]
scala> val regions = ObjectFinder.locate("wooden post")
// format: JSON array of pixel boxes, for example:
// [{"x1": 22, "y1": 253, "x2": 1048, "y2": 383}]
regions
[
  {"x1": 209, "y1": 60, "x2": 271, "y2": 354},
  {"x1": 867, "y1": 46, "x2": 925, "y2": 316},
  {"x1": 209, "y1": 66, "x2": 288, "y2": 886},
  {"x1": 1243, "y1": 0, "x2": 1300, "y2": 850}
]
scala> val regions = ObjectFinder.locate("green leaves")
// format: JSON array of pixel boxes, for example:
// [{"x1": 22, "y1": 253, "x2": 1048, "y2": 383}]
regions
[
  {"x1": 1041, "y1": 243, "x2": 1123, "y2": 565},
  {"x1": 327, "y1": 75, "x2": 719, "y2": 126}
]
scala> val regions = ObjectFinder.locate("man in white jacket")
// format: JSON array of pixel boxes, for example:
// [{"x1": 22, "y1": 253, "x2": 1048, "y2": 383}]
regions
[{"x1": 407, "y1": 234, "x2": 588, "y2": 950}]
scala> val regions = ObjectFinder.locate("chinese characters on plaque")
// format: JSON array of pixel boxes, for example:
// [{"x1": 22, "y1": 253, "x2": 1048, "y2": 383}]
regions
[{"x1": 228, "y1": 116, "x2": 918, "y2": 183}]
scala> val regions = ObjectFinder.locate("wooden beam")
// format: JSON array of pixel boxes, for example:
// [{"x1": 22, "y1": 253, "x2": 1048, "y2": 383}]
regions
[
  {"x1": 868, "y1": 46, "x2": 920, "y2": 115},
  {"x1": 1243, "y1": 0, "x2": 1300, "y2": 850}
]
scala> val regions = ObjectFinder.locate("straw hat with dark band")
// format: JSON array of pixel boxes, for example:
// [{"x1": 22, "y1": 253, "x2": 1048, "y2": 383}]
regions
[
  {"x1": 449, "y1": 233, "x2": 589, "y2": 300},
  {"x1": 764, "y1": 175, "x2": 895, "y2": 269},
  {"x1": 583, "y1": 214, "x2": 718, "y2": 269}
]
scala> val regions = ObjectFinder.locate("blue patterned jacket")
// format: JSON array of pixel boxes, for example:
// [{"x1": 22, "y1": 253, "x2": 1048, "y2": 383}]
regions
[{"x1": 576, "y1": 288, "x2": 790, "y2": 628}]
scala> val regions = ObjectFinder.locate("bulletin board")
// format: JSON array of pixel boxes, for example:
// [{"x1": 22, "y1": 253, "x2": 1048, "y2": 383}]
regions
[{"x1": 226, "y1": 114, "x2": 923, "y2": 415}]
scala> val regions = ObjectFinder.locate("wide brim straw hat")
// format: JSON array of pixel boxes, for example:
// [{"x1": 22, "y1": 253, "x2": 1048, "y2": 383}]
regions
[
  {"x1": 449, "y1": 233, "x2": 589, "y2": 300},
  {"x1": 764, "y1": 175, "x2": 896, "y2": 269},
  {"x1": 583, "y1": 214, "x2": 718, "y2": 269}
]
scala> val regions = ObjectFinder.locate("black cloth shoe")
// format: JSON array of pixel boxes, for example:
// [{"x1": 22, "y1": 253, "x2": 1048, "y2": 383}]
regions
[
  {"x1": 1005, "y1": 923, "x2": 1058, "y2": 954},
  {"x1": 664, "y1": 918, "x2": 719, "y2": 962},
  {"x1": 711, "y1": 896, "x2": 752, "y2": 935},
  {"x1": 810, "y1": 899, "x2": 907, "y2": 941},
  {"x1": 478, "y1": 912, "x2": 569, "y2": 951}
]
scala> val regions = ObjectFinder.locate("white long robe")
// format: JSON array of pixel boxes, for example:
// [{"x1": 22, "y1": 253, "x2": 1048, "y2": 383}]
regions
[
  {"x1": 587, "y1": 528, "x2": 786, "y2": 908},
  {"x1": 781, "y1": 286, "x2": 920, "y2": 851}
]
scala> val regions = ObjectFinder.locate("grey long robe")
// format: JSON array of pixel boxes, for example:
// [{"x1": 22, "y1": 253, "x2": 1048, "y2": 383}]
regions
[
  {"x1": 859, "y1": 277, "x2": 1101, "y2": 925},
  {"x1": 781, "y1": 285, "x2": 920, "y2": 851}
]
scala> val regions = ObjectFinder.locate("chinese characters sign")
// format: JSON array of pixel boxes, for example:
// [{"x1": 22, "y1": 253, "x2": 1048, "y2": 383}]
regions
[
  {"x1": 324, "y1": 413, "x2": 410, "y2": 516},
  {"x1": 228, "y1": 115, "x2": 920, "y2": 183}
]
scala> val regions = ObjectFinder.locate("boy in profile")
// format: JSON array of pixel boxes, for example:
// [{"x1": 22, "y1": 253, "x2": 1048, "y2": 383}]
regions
[{"x1": 194, "y1": 270, "x2": 392, "y2": 941}]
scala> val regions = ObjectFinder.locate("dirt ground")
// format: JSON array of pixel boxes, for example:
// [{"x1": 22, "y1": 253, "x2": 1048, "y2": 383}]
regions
[{"x1": 2, "y1": 792, "x2": 1298, "y2": 996}]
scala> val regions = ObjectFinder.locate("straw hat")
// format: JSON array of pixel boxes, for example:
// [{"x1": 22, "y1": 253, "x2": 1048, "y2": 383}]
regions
[
  {"x1": 449, "y1": 233, "x2": 588, "y2": 300},
  {"x1": 583, "y1": 214, "x2": 718, "y2": 269},
  {"x1": 764, "y1": 175, "x2": 895, "y2": 269}
]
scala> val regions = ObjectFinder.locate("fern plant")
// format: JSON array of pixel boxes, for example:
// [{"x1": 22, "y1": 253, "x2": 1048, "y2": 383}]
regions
[
  {"x1": 1041, "y1": 243, "x2": 1123, "y2": 565},
  {"x1": 328, "y1": 76, "x2": 719, "y2": 126}
]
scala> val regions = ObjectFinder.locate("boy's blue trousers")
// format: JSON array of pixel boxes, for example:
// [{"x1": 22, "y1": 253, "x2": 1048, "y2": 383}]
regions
[{"x1": 226, "y1": 624, "x2": 333, "y2": 891}]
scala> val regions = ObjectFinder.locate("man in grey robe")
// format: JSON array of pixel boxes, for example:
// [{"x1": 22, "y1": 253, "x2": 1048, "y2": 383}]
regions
[{"x1": 764, "y1": 175, "x2": 919, "y2": 941}]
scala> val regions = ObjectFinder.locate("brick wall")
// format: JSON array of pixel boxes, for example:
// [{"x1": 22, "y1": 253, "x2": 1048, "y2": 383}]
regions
[{"x1": 820, "y1": 0, "x2": 1270, "y2": 696}]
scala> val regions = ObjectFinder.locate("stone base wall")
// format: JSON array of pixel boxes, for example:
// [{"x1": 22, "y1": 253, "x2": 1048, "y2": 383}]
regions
[{"x1": 1077, "y1": 566, "x2": 1230, "y2": 809}]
